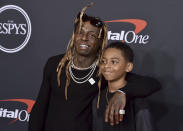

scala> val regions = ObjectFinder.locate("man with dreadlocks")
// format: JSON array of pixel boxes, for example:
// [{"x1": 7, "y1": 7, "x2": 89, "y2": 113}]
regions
[{"x1": 28, "y1": 3, "x2": 160, "y2": 131}]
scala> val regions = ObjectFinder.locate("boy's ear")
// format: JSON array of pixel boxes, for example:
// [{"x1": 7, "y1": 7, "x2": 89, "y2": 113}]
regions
[{"x1": 126, "y1": 62, "x2": 133, "y2": 72}]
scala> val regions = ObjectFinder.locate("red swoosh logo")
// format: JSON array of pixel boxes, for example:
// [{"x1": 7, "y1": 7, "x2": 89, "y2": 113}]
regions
[
  {"x1": 0, "y1": 99, "x2": 35, "y2": 124},
  {"x1": 105, "y1": 19, "x2": 147, "y2": 34}
]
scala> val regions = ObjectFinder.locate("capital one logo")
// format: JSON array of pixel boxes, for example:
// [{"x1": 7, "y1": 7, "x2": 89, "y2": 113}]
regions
[
  {"x1": 0, "y1": 5, "x2": 32, "y2": 53},
  {"x1": 0, "y1": 99, "x2": 35, "y2": 124},
  {"x1": 105, "y1": 19, "x2": 149, "y2": 44}
]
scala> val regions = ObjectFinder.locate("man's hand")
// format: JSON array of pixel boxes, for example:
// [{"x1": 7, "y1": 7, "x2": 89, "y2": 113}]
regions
[{"x1": 105, "y1": 91, "x2": 126, "y2": 126}]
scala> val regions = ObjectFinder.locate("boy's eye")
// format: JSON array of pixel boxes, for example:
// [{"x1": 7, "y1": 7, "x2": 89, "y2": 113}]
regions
[{"x1": 101, "y1": 59, "x2": 106, "y2": 64}]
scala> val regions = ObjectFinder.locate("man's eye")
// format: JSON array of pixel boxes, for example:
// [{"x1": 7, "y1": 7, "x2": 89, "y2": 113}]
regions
[
  {"x1": 79, "y1": 31, "x2": 84, "y2": 35},
  {"x1": 88, "y1": 34, "x2": 97, "y2": 39},
  {"x1": 112, "y1": 60, "x2": 118, "y2": 64}
]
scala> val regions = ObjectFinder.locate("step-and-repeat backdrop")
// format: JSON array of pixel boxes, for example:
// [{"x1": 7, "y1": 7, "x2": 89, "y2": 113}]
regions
[{"x1": 0, "y1": 0, "x2": 182, "y2": 131}]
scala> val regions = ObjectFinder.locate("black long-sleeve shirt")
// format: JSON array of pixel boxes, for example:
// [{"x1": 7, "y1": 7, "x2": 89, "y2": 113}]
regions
[{"x1": 28, "y1": 54, "x2": 160, "y2": 131}]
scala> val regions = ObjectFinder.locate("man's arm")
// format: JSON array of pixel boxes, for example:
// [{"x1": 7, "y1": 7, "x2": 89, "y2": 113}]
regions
[
  {"x1": 28, "y1": 57, "x2": 52, "y2": 131},
  {"x1": 123, "y1": 72, "x2": 161, "y2": 98}
]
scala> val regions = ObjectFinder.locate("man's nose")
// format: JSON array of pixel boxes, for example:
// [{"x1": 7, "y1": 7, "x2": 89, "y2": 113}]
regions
[{"x1": 81, "y1": 33, "x2": 88, "y2": 41}]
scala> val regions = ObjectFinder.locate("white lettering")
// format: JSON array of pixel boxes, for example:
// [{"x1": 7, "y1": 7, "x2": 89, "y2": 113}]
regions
[
  {"x1": 3, "y1": 109, "x2": 8, "y2": 117},
  {"x1": 141, "y1": 35, "x2": 149, "y2": 44},
  {"x1": 108, "y1": 30, "x2": 150, "y2": 44},
  {"x1": 0, "y1": 23, "x2": 27, "y2": 35},
  {"x1": 8, "y1": 23, "x2": 14, "y2": 34},
  {"x1": 0, "y1": 108, "x2": 30, "y2": 122},
  {"x1": 0, "y1": 23, "x2": 3, "y2": 34},
  {"x1": 125, "y1": 31, "x2": 136, "y2": 43},
  {"x1": 18, "y1": 110, "x2": 29, "y2": 122},
  {"x1": 120, "y1": 31, "x2": 125, "y2": 40},
  {"x1": 6, "y1": 111, "x2": 14, "y2": 118},
  {"x1": 14, "y1": 109, "x2": 19, "y2": 118},
  {"x1": 0, "y1": 108, "x2": 3, "y2": 117},
  {"x1": 14, "y1": 24, "x2": 21, "y2": 34},
  {"x1": 136, "y1": 35, "x2": 144, "y2": 43},
  {"x1": 108, "y1": 31, "x2": 112, "y2": 40},
  {"x1": 111, "y1": 33, "x2": 120, "y2": 40},
  {"x1": 20, "y1": 24, "x2": 27, "y2": 35},
  {"x1": 3, "y1": 23, "x2": 9, "y2": 34}
]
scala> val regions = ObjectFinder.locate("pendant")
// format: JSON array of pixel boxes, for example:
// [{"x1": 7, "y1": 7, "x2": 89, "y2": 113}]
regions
[{"x1": 88, "y1": 78, "x2": 95, "y2": 85}]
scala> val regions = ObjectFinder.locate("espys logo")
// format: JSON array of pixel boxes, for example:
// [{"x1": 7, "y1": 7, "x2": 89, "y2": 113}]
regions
[
  {"x1": 0, "y1": 5, "x2": 32, "y2": 53},
  {"x1": 105, "y1": 19, "x2": 149, "y2": 44},
  {"x1": 0, "y1": 99, "x2": 35, "y2": 124}
]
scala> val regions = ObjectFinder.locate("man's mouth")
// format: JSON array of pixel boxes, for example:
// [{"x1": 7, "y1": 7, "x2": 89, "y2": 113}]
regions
[{"x1": 79, "y1": 44, "x2": 89, "y2": 49}]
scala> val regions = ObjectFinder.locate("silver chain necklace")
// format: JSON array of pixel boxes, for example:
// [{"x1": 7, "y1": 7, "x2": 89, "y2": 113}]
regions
[
  {"x1": 69, "y1": 61, "x2": 97, "y2": 84},
  {"x1": 71, "y1": 60, "x2": 96, "y2": 70}
]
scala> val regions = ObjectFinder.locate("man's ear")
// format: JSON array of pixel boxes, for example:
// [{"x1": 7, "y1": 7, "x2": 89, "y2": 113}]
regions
[{"x1": 126, "y1": 62, "x2": 133, "y2": 72}]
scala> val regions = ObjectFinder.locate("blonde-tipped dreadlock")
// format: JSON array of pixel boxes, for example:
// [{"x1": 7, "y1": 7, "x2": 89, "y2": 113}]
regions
[
  {"x1": 56, "y1": 32, "x2": 75, "y2": 100},
  {"x1": 78, "y1": 2, "x2": 94, "y2": 33},
  {"x1": 56, "y1": 3, "x2": 108, "y2": 104},
  {"x1": 96, "y1": 23, "x2": 108, "y2": 109}
]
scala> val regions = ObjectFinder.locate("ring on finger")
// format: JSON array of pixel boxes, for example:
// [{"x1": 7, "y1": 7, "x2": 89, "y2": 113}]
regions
[{"x1": 119, "y1": 109, "x2": 125, "y2": 115}]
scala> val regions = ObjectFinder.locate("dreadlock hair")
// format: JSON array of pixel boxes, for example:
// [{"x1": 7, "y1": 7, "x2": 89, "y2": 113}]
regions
[{"x1": 56, "y1": 3, "x2": 108, "y2": 107}]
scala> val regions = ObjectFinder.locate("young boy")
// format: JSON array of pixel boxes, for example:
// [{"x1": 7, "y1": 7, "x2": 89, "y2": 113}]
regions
[{"x1": 93, "y1": 41, "x2": 153, "y2": 131}]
